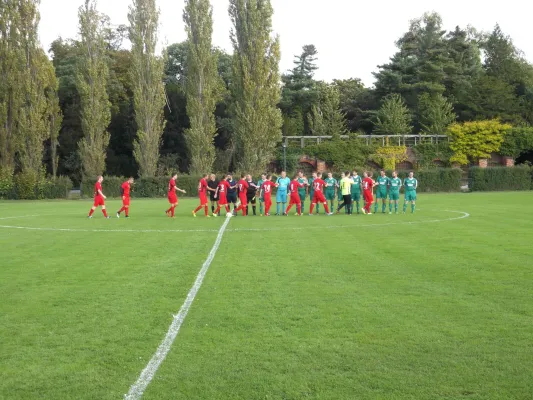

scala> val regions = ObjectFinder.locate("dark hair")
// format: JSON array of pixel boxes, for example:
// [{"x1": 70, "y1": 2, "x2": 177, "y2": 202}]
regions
[
  {"x1": 267, "y1": 174, "x2": 272, "y2": 179},
  {"x1": 345, "y1": 171, "x2": 350, "y2": 176},
  {"x1": 241, "y1": 173, "x2": 246, "y2": 178},
  {"x1": 172, "y1": 173, "x2": 178, "y2": 177}
]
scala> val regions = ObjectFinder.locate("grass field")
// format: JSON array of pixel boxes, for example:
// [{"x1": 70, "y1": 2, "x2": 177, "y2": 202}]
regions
[{"x1": 1, "y1": 192, "x2": 532, "y2": 400}]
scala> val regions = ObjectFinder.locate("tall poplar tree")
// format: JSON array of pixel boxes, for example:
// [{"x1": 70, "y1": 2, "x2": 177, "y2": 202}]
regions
[
  {"x1": 77, "y1": 0, "x2": 111, "y2": 178},
  {"x1": 228, "y1": 0, "x2": 282, "y2": 173},
  {"x1": 183, "y1": 0, "x2": 220, "y2": 174},
  {"x1": 128, "y1": 0, "x2": 166, "y2": 177}
]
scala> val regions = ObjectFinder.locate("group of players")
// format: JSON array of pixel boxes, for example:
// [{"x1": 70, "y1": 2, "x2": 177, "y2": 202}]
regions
[{"x1": 87, "y1": 170, "x2": 418, "y2": 219}]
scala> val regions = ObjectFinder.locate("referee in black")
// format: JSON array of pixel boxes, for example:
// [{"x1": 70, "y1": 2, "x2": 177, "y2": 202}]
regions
[
  {"x1": 245, "y1": 174, "x2": 259, "y2": 216},
  {"x1": 207, "y1": 174, "x2": 218, "y2": 215}
]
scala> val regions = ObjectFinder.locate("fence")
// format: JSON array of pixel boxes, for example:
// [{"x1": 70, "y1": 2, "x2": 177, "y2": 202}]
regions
[{"x1": 283, "y1": 135, "x2": 449, "y2": 148}]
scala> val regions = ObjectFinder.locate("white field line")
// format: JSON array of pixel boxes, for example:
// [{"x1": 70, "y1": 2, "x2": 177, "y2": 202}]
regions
[
  {"x1": 0, "y1": 215, "x2": 39, "y2": 221},
  {"x1": 0, "y1": 211, "x2": 470, "y2": 234},
  {"x1": 124, "y1": 216, "x2": 231, "y2": 400}
]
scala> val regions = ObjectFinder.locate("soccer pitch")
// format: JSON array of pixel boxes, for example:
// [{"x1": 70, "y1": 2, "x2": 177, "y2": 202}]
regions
[{"x1": 1, "y1": 193, "x2": 532, "y2": 400}]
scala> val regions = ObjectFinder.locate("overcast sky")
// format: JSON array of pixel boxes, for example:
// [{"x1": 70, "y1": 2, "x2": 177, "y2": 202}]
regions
[{"x1": 39, "y1": 0, "x2": 533, "y2": 86}]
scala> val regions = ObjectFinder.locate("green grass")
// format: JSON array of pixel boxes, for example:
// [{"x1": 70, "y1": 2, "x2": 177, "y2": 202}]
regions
[{"x1": 1, "y1": 193, "x2": 532, "y2": 399}]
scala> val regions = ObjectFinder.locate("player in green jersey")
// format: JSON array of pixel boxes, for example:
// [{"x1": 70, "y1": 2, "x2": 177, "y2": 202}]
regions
[
  {"x1": 403, "y1": 171, "x2": 418, "y2": 213},
  {"x1": 350, "y1": 170, "x2": 362, "y2": 214},
  {"x1": 388, "y1": 171, "x2": 402, "y2": 214},
  {"x1": 325, "y1": 172, "x2": 337, "y2": 212},
  {"x1": 308, "y1": 176, "x2": 319, "y2": 214},
  {"x1": 257, "y1": 173, "x2": 266, "y2": 216},
  {"x1": 296, "y1": 171, "x2": 308, "y2": 216},
  {"x1": 374, "y1": 169, "x2": 390, "y2": 214}
]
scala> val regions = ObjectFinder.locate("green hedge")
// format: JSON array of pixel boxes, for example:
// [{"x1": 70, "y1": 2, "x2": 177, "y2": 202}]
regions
[
  {"x1": 0, "y1": 173, "x2": 73, "y2": 200},
  {"x1": 470, "y1": 166, "x2": 532, "y2": 191}
]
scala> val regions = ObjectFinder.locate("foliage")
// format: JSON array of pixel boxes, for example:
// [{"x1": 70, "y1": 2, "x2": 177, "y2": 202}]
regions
[
  {"x1": 128, "y1": 0, "x2": 167, "y2": 177},
  {"x1": 412, "y1": 142, "x2": 453, "y2": 169},
  {"x1": 499, "y1": 127, "x2": 533, "y2": 158},
  {"x1": 418, "y1": 93, "x2": 456, "y2": 135},
  {"x1": 304, "y1": 137, "x2": 377, "y2": 172},
  {"x1": 309, "y1": 83, "x2": 348, "y2": 138},
  {"x1": 0, "y1": 168, "x2": 14, "y2": 199},
  {"x1": 13, "y1": 170, "x2": 38, "y2": 199},
  {"x1": 77, "y1": 0, "x2": 111, "y2": 178},
  {"x1": 470, "y1": 166, "x2": 532, "y2": 191},
  {"x1": 371, "y1": 145, "x2": 409, "y2": 170},
  {"x1": 229, "y1": 0, "x2": 283, "y2": 174},
  {"x1": 183, "y1": 0, "x2": 222, "y2": 174},
  {"x1": 333, "y1": 78, "x2": 377, "y2": 133},
  {"x1": 374, "y1": 94, "x2": 412, "y2": 135},
  {"x1": 415, "y1": 168, "x2": 462, "y2": 192},
  {"x1": 446, "y1": 119, "x2": 512, "y2": 165}
]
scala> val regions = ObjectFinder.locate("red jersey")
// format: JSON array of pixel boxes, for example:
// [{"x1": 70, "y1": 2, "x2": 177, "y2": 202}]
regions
[
  {"x1": 198, "y1": 178, "x2": 208, "y2": 195},
  {"x1": 217, "y1": 180, "x2": 230, "y2": 196},
  {"x1": 261, "y1": 181, "x2": 275, "y2": 197},
  {"x1": 94, "y1": 182, "x2": 103, "y2": 197},
  {"x1": 312, "y1": 178, "x2": 326, "y2": 193},
  {"x1": 168, "y1": 178, "x2": 176, "y2": 194},
  {"x1": 121, "y1": 181, "x2": 130, "y2": 197},
  {"x1": 238, "y1": 179, "x2": 249, "y2": 194},
  {"x1": 289, "y1": 179, "x2": 304, "y2": 192},
  {"x1": 362, "y1": 177, "x2": 374, "y2": 191}
]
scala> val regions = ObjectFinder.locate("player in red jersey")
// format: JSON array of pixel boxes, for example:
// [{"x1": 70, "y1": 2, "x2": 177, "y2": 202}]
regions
[
  {"x1": 88, "y1": 176, "x2": 109, "y2": 218},
  {"x1": 260, "y1": 175, "x2": 278, "y2": 216},
  {"x1": 309, "y1": 172, "x2": 333, "y2": 215},
  {"x1": 284, "y1": 174, "x2": 305, "y2": 216},
  {"x1": 233, "y1": 173, "x2": 250, "y2": 216},
  {"x1": 192, "y1": 174, "x2": 210, "y2": 217},
  {"x1": 361, "y1": 171, "x2": 376, "y2": 215},
  {"x1": 166, "y1": 173, "x2": 187, "y2": 218},
  {"x1": 116, "y1": 177, "x2": 134, "y2": 218},
  {"x1": 213, "y1": 174, "x2": 234, "y2": 216}
]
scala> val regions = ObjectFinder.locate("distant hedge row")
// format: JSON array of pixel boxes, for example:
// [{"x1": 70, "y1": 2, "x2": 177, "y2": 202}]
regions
[
  {"x1": 469, "y1": 166, "x2": 533, "y2": 191},
  {"x1": 0, "y1": 172, "x2": 73, "y2": 200}
]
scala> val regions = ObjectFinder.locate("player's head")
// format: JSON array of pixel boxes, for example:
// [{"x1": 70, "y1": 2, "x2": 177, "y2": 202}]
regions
[
  {"x1": 246, "y1": 174, "x2": 252, "y2": 181},
  {"x1": 241, "y1": 173, "x2": 246, "y2": 179},
  {"x1": 203, "y1": 173, "x2": 208, "y2": 179},
  {"x1": 226, "y1": 174, "x2": 232, "y2": 181},
  {"x1": 171, "y1": 173, "x2": 178, "y2": 179},
  {"x1": 312, "y1": 172, "x2": 317, "y2": 178},
  {"x1": 293, "y1": 174, "x2": 299, "y2": 180},
  {"x1": 353, "y1": 170, "x2": 358, "y2": 176},
  {"x1": 318, "y1": 172, "x2": 323, "y2": 179},
  {"x1": 97, "y1": 175, "x2": 103, "y2": 183},
  {"x1": 409, "y1": 171, "x2": 414, "y2": 178},
  {"x1": 340, "y1": 172, "x2": 345, "y2": 178},
  {"x1": 209, "y1": 174, "x2": 216, "y2": 181},
  {"x1": 380, "y1": 169, "x2": 385, "y2": 177},
  {"x1": 345, "y1": 171, "x2": 350, "y2": 177},
  {"x1": 127, "y1": 177, "x2": 134, "y2": 183},
  {"x1": 363, "y1": 171, "x2": 368, "y2": 178},
  {"x1": 298, "y1": 170, "x2": 303, "y2": 177},
  {"x1": 261, "y1": 173, "x2": 266, "y2": 180},
  {"x1": 327, "y1": 172, "x2": 332, "y2": 178},
  {"x1": 281, "y1": 171, "x2": 286, "y2": 178},
  {"x1": 266, "y1": 174, "x2": 272, "y2": 181},
  {"x1": 392, "y1": 170, "x2": 398, "y2": 178}
]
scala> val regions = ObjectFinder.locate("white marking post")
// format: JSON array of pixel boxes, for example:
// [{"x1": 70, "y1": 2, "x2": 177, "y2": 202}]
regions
[{"x1": 124, "y1": 216, "x2": 231, "y2": 400}]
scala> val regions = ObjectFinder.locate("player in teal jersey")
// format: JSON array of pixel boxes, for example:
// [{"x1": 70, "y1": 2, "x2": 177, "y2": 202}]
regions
[
  {"x1": 350, "y1": 170, "x2": 362, "y2": 214},
  {"x1": 276, "y1": 171, "x2": 291, "y2": 215},
  {"x1": 296, "y1": 171, "x2": 308, "y2": 216},
  {"x1": 374, "y1": 169, "x2": 390, "y2": 214},
  {"x1": 257, "y1": 173, "x2": 266, "y2": 216},
  {"x1": 403, "y1": 171, "x2": 418, "y2": 213},
  {"x1": 324, "y1": 172, "x2": 337, "y2": 212},
  {"x1": 388, "y1": 171, "x2": 402, "y2": 214},
  {"x1": 308, "y1": 175, "x2": 320, "y2": 214}
]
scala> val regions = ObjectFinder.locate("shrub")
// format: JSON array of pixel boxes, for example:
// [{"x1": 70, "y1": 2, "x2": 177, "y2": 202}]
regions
[
  {"x1": 39, "y1": 176, "x2": 73, "y2": 199},
  {"x1": 0, "y1": 169, "x2": 14, "y2": 199},
  {"x1": 470, "y1": 166, "x2": 532, "y2": 191},
  {"x1": 416, "y1": 168, "x2": 462, "y2": 192},
  {"x1": 13, "y1": 171, "x2": 39, "y2": 200}
]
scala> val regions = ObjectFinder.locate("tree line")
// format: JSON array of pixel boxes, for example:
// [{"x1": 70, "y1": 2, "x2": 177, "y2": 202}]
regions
[{"x1": 2, "y1": 2, "x2": 533, "y2": 186}]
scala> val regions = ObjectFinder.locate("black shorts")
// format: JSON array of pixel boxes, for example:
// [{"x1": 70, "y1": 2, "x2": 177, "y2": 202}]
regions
[
  {"x1": 209, "y1": 192, "x2": 217, "y2": 202},
  {"x1": 227, "y1": 192, "x2": 237, "y2": 203},
  {"x1": 247, "y1": 193, "x2": 256, "y2": 205}
]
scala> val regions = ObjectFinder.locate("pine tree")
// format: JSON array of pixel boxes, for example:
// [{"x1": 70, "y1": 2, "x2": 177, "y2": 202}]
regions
[
  {"x1": 309, "y1": 84, "x2": 347, "y2": 138},
  {"x1": 418, "y1": 93, "x2": 456, "y2": 135},
  {"x1": 183, "y1": 0, "x2": 221, "y2": 174},
  {"x1": 229, "y1": 0, "x2": 282, "y2": 173},
  {"x1": 374, "y1": 94, "x2": 412, "y2": 135},
  {"x1": 128, "y1": 0, "x2": 166, "y2": 177}
]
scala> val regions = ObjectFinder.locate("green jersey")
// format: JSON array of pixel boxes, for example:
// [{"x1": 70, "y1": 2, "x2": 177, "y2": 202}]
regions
[
  {"x1": 351, "y1": 175, "x2": 362, "y2": 192},
  {"x1": 297, "y1": 177, "x2": 307, "y2": 194},
  {"x1": 325, "y1": 177, "x2": 337, "y2": 193},
  {"x1": 257, "y1": 179, "x2": 265, "y2": 199},
  {"x1": 389, "y1": 177, "x2": 402, "y2": 193},
  {"x1": 377, "y1": 176, "x2": 390, "y2": 189},
  {"x1": 308, "y1": 178, "x2": 315, "y2": 195},
  {"x1": 404, "y1": 177, "x2": 418, "y2": 192}
]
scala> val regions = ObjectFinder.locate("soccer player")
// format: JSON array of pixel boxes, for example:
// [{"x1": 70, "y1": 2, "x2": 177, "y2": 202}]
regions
[
  {"x1": 388, "y1": 171, "x2": 402, "y2": 214},
  {"x1": 260, "y1": 175, "x2": 278, "y2": 216},
  {"x1": 403, "y1": 171, "x2": 418, "y2": 213},
  {"x1": 245, "y1": 175, "x2": 259, "y2": 216},
  {"x1": 116, "y1": 177, "x2": 134, "y2": 218},
  {"x1": 233, "y1": 173, "x2": 250, "y2": 216},
  {"x1": 192, "y1": 174, "x2": 210, "y2": 217},
  {"x1": 309, "y1": 172, "x2": 333, "y2": 215},
  {"x1": 207, "y1": 174, "x2": 218, "y2": 214},
  {"x1": 297, "y1": 171, "x2": 308, "y2": 214},
  {"x1": 257, "y1": 173, "x2": 266, "y2": 216},
  {"x1": 213, "y1": 174, "x2": 232, "y2": 216},
  {"x1": 337, "y1": 172, "x2": 354, "y2": 214},
  {"x1": 88, "y1": 175, "x2": 109, "y2": 218},
  {"x1": 325, "y1": 172, "x2": 338, "y2": 212},
  {"x1": 166, "y1": 173, "x2": 186, "y2": 218},
  {"x1": 308, "y1": 174, "x2": 320, "y2": 214},
  {"x1": 285, "y1": 174, "x2": 305, "y2": 216},
  {"x1": 226, "y1": 174, "x2": 238, "y2": 211},
  {"x1": 374, "y1": 169, "x2": 390, "y2": 214},
  {"x1": 275, "y1": 171, "x2": 290, "y2": 215},
  {"x1": 351, "y1": 170, "x2": 362, "y2": 214},
  {"x1": 361, "y1": 171, "x2": 376, "y2": 215}
]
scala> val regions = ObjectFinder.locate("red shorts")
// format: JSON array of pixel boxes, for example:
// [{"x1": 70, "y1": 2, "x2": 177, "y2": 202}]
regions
[
  {"x1": 218, "y1": 195, "x2": 228, "y2": 205},
  {"x1": 168, "y1": 193, "x2": 178, "y2": 204},
  {"x1": 199, "y1": 194, "x2": 208, "y2": 205},
  {"x1": 122, "y1": 196, "x2": 130, "y2": 206},
  {"x1": 289, "y1": 194, "x2": 301, "y2": 205},
  {"x1": 93, "y1": 196, "x2": 105, "y2": 207},
  {"x1": 363, "y1": 191, "x2": 373, "y2": 203},
  {"x1": 239, "y1": 194, "x2": 248, "y2": 205},
  {"x1": 312, "y1": 192, "x2": 326, "y2": 204}
]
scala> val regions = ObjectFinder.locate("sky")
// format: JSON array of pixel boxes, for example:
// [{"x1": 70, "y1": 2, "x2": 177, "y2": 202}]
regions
[{"x1": 39, "y1": 0, "x2": 533, "y2": 87}]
